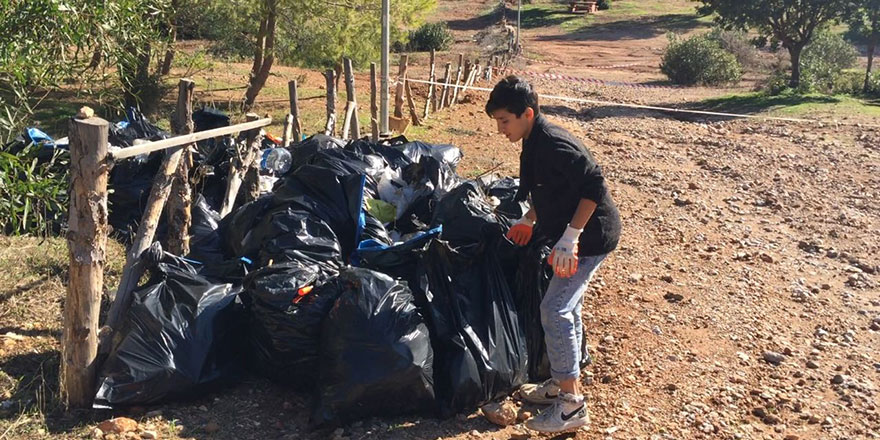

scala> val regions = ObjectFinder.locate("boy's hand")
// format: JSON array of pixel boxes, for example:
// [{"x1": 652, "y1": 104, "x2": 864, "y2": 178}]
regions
[
  {"x1": 549, "y1": 225, "x2": 582, "y2": 278},
  {"x1": 506, "y1": 216, "x2": 534, "y2": 246}
]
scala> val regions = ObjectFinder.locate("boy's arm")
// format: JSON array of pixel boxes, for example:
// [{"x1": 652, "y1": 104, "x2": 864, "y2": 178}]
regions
[{"x1": 569, "y1": 198, "x2": 596, "y2": 230}]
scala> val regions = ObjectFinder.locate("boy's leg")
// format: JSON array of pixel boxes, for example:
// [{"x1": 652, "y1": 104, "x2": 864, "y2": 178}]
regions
[{"x1": 525, "y1": 253, "x2": 606, "y2": 433}]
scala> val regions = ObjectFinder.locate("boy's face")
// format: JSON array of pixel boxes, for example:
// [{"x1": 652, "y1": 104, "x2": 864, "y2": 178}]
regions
[{"x1": 490, "y1": 107, "x2": 534, "y2": 143}]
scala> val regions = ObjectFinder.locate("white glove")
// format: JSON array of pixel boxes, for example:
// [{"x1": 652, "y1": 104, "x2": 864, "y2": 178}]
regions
[{"x1": 550, "y1": 224, "x2": 581, "y2": 278}]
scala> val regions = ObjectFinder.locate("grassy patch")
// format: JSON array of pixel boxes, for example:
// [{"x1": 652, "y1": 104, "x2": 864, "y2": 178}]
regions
[{"x1": 694, "y1": 92, "x2": 880, "y2": 118}]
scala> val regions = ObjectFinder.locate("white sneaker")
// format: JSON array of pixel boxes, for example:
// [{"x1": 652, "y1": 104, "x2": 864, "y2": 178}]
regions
[
  {"x1": 519, "y1": 378, "x2": 561, "y2": 405},
  {"x1": 525, "y1": 392, "x2": 590, "y2": 433}
]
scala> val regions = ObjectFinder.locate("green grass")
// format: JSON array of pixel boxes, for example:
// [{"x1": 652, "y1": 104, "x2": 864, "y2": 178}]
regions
[{"x1": 695, "y1": 92, "x2": 880, "y2": 118}]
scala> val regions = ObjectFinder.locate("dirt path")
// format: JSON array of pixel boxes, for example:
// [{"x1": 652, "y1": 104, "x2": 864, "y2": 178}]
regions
[{"x1": 1, "y1": 1, "x2": 879, "y2": 439}]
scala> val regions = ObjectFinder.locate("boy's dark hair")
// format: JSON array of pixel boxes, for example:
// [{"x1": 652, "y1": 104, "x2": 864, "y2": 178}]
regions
[{"x1": 485, "y1": 75, "x2": 540, "y2": 117}]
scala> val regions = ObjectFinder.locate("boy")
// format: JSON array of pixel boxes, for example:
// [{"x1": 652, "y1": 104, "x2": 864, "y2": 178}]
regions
[{"x1": 486, "y1": 76, "x2": 621, "y2": 433}]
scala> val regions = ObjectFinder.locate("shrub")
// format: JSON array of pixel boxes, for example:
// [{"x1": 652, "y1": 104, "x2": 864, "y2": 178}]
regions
[
  {"x1": 0, "y1": 143, "x2": 69, "y2": 236},
  {"x1": 597, "y1": 0, "x2": 611, "y2": 10},
  {"x1": 660, "y1": 33, "x2": 742, "y2": 86},
  {"x1": 800, "y1": 31, "x2": 859, "y2": 93},
  {"x1": 407, "y1": 22, "x2": 454, "y2": 52},
  {"x1": 708, "y1": 29, "x2": 761, "y2": 70}
]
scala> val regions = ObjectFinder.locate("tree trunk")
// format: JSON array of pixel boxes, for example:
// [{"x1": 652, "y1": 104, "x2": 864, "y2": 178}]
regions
[
  {"x1": 788, "y1": 44, "x2": 804, "y2": 89},
  {"x1": 866, "y1": 33, "x2": 877, "y2": 94},
  {"x1": 160, "y1": 0, "x2": 179, "y2": 76},
  {"x1": 242, "y1": 0, "x2": 276, "y2": 111}
]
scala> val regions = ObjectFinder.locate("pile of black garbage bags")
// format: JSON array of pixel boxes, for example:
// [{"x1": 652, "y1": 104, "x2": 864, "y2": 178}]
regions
[{"x1": 91, "y1": 110, "x2": 579, "y2": 427}]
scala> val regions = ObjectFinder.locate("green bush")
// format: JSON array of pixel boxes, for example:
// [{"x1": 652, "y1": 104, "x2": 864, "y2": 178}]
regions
[
  {"x1": 406, "y1": 22, "x2": 453, "y2": 52},
  {"x1": 0, "y1": 143, "x2": 69, "y2": 236},
  {"x1": 597, "y1": 0, "x2": 611, "y2": 10},
  {"x1": 707, "y1": 28, "x2": 760, "y2": 69},
  {"x1": 660, "y1": 33, "x2": 742, "y2": 86},
  {"x1": 800, "y1": 31, "x2": 859, "y2": 93}
]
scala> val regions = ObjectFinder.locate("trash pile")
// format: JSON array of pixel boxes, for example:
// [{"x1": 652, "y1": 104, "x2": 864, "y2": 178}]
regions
[{"x1": 5, "y1": 110, "x2": 576, "y2": 426}]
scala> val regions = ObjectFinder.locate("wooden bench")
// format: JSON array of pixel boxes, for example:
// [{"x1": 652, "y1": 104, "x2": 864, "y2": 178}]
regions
[{"x1": 569, "y1": 1, "x2": 598, "y2": 13}]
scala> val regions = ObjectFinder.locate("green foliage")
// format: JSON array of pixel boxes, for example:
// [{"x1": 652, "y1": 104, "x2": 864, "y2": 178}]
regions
[
  {"x1": 697, "y1": 0, "x2": 845, "y2": 86},
  {"x1": 406, "y1": 22, "x2": 454, "y2": 52},
  {"x1": 800, "y1": 31, "x2": 859, "y2": 93},
  {"x1": 660, "y1": 33, "x2": 742, "y2": 85},
  {"x1": 597, "y1": 0, "x2": 611, "y2": 10},
  {"x1": 707, "y1": 28, "x2": 760, "y2": 69},
  {"x1": 0, "y1": 145, "x2": 69, "y2": 237},
  {"x1": 205, "y1": 0, "x2": 435, "y2": 69}
]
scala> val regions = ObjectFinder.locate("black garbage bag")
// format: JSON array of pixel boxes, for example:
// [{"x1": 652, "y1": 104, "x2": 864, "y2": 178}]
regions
[
  {"x1": 419, "y1": 231, "x2": 528, "y2": 416},
  {"x1": 346, "y1": 138, "x2": 411, "y2": 170},
  {"x1": 430, "y1": 181, "x2": 501, "y2": 246},
  {"x1": 241, "y1": 260, "x2": 340, "y2": 389},
  {"x1": 290, "y1": 134, "x2": 346, "y2": 170},
  {"x1": 94, "y1": 249, "x2": 244, "y2": 407},
  {"x1": 187, "y1": 194, "x2": 225, "y2": 264},
  {"x1": 351, "y1": 227, "x2": 441, "y2": 285},
  {"x1": 107, "y1": 150, "x2": 165, "y2": 243},
  {"x1": 311, "y1": 268, "x2": 435, "y2": 426},
  {"x1": 222, "y1": 195, "x2": 344, "y2": 267},
  {"x1": 483, "y1": 176, "x2": 529, "y2": 223},
  {"x1": 108, "y1": 108, "x2": 170, "y2": 148},
  {"x1": 396, "y1": 141, "x2": 462, "y2": 169},
  {"x1": 191, "y1": 108, "x2": 234, "y2": 211}
]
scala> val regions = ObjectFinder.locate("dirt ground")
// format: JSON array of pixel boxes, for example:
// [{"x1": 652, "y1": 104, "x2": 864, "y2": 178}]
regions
[{"x1": 1, "y1": 0, "x2": 879, "y2": 439}]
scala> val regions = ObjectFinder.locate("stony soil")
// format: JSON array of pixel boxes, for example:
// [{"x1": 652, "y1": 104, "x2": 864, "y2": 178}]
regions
[{"x1": 1, "y1": 0, "x2": 878, "y2": 439}]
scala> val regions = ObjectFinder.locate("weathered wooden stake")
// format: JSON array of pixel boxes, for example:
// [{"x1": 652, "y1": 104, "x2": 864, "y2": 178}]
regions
[
  {"x1": 341, "y1": 57, "x2": 360, "y2": 139},
  {"x1": 105, "y1": 114, "x2": 189, "y2": 344},
  {"x1": 425, "y1": 49, "x2": 436, "y2": 118},
  {"x1": 63, "y1": 110, "x2": 109, "y2": 408},
  {"x1": 166, "y1": 78, "x2": 195, "y2": 256},
  {"x1": 219, "y1": 113, "x2": 262, "y2": 217},
  {"x1": 393, "y1": 54, "x2": 408, "y2": 119},
  {"x1": 324, "y1": 70, "x2": 337, "y2": 136},
  {"x1": 450, "y1": 53, "x2": 464, "y2": 105},
  {"x1": 282, "y1": 114, "x2": 294, "y2": 147},
  {"x1": 405, "y1": 80, "x2": 421, "y2": 126},
  {"x1": 288, "y1": 80, "x2": 303, "y2": 144},
  {"x1": 439, "y1": 62, "x2": 452, "y2": 110},
  {"x1": 370, "y1": 62, "x2": 379, "y2": 142}
]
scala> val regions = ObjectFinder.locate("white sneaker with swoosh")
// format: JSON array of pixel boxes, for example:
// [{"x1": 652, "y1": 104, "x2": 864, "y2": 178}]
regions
[
  {"x1": 519, "y1": 378, "x2": 561, "y2": 405},
  {"x1": 525, "y1": 392, "x2": 590, "y2": 433}
]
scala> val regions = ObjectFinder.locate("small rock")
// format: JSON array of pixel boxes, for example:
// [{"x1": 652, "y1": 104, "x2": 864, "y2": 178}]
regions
[
  {"x1": 517, "y1": 409, "x2": 532, "y2": 422},
  {"x1": 90, "y1": 427, "x2": 104, "y2": 439},
  {"x1": 831, "y1": 374, "x2": 844, "y2": 385},
  {"x1": 783, "y1": 435, "x2": 799, "y2": 440},
  {"x1": 469, "y1": 430, "x2": 480, "y2": 436},
  {"x1": 97, "y1": 418, "x2": 138, "y2": 434},
  {"x1": 663, "y1": 292, "x2": 683, "y2": 302},
  {"x1": 806, "y1": 360, "x2": 819, "y2": 369},
  {"x1": 509, "y1": 433, "x2": 531, "y2": 440},
  {"x1": 481, "y1": 401, "x2": 517, "y2": 426},
  {"x1": 203, "y1": 422, "x2": 220, "y2": 433},
  {"x1": 660, "y1": 275, "x2": 675, "y2": 283},
  {"x1": 763, "y1": 414, "x2": 781, "y2": 425},
  {"x1": 140, "y1": 431, "x2": 158, "y2": 440},
  {"x1": 752, "y1": 407, "x2": 766, "y2": 418},
  {"x1": 763, "y1": 351, "x2": 785, "y2": 365}
]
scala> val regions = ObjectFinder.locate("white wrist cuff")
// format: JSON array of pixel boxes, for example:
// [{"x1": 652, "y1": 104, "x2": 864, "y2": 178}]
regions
[
  {"x1": 518, "y1": 216, "x2": 535, "y2": 227},
  {"x1": 561, "y1": 224, "x2": 582, "y2": 241}
]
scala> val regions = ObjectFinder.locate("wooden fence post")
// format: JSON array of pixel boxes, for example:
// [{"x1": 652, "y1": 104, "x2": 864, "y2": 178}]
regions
[
  {"x1": 219, "y1": 113, "x2": 261, "y2": 217},
  {"x1": 63, "y1": 109, "x2": 109, "y2": 408},
  {"x1": 405, "y1": 80, "x2": 421, "y2": 126},
  {"x1": 439, "y1": 62, "x2": 452, "y2": 110},
  {"x1": 324, "y1": 70, "x2": 337, "y2": 136},
  {"x1": 448, "y1": 54, "x2": 464, "y2": 106},
  {"x1": 166, "y1": 78, "x2": 195, "y2": 256},
  {"x1": 105, "y1": 117, "x2": 190, "y2": 337},
  {"x1": 288, "y1": 80, "x2": 302, "y2": 144},
  {"x1": 341, "y1": 57, "x2": 360, "y2": 140},
  {"x1": 425, "y1": 49, "x2": 436, "y2": 118},
  {"x1": 370, "y1": 63, "x2": 379, "y2": 142},
  {"x1": 393, "y1": 54, "x2": 408, "y2": 119}
]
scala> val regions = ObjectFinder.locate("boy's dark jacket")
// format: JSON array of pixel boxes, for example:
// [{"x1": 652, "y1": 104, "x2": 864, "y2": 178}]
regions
[{"x1": 515, "y1": 114, "x2": 621, "y2": 256}]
